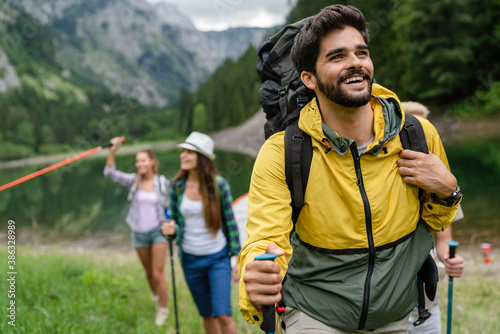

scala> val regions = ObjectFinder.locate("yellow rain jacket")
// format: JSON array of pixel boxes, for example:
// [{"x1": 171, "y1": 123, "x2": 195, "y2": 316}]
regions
[{"x1": 238, "y1": 84, "x2": 460, "y2": 330}]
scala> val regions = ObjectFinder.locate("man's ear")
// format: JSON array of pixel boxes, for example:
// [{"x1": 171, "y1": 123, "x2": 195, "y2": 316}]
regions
[{"x1": 301, "y1": 71, "x2": 317, "y2": 90}]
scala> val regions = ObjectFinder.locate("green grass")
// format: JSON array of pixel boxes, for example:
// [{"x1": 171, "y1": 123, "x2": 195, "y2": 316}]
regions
[
  {"x1": 0, "y1": 246, "x2": 498, "y2": 333},
  {"x1": 0, "y1": 246, "x2": 261, "y2": 334},
  {"x1": 438, "y1": 248, "x2": 500, "y2": 334}
]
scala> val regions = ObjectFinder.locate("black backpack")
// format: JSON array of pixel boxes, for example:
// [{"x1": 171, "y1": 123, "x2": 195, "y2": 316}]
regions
[
  {"x1": 257, "y1": 17, "x2": 314, "y2": 139},
  {"x1": 256, "y1": 19, "x2": 436, "y2": 328}
]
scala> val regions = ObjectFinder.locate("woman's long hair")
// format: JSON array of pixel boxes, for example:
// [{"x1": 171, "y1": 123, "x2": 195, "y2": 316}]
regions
[
  {"x1": 134, "y1": 149, "x2": 158, "y2": 190},
  {"x1": 172, "y1": 152, "x2": 221, "y2": 235}
]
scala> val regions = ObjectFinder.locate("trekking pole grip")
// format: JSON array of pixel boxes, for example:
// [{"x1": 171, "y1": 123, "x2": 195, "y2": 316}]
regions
[
  {"x1": 107, "y1": 136, "x2": 126, "y2": 147},
  {"x1": 254, "y1": 253, "x2": 279, "y2": 334},
  {"x1": 448, "y1": 240, "x2": 458, "y2": 259}
]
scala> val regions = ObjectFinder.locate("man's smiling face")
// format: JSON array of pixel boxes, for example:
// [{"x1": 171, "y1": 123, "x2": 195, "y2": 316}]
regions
[{"x1": 313, "y1": 26, "x2": 374, "y2": 108}]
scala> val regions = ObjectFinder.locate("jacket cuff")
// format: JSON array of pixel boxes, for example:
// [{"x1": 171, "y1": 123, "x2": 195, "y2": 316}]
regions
[
  {"x1": 421, "y1": 197, "x2": 461, "y2": 232},
  {"x1": 238, "y1": 283, "x2": 263, "y2": 325},
  {"x1": 103, "y1": 164, "x2": 116, "y2": 176}
]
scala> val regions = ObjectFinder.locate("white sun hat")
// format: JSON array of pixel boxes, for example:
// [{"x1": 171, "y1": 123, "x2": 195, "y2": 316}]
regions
[{"x1": 177, "y1": 131, "x2": 216, "y2": 160}]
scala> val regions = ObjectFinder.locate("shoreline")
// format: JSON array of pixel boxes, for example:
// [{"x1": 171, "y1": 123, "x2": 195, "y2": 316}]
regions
[
  {"x1": 0, "y1": 112, "x2": 266, "y2": 171},
  {"x1": 2, "y1": 111, "x2": 500, "y2": 170}
]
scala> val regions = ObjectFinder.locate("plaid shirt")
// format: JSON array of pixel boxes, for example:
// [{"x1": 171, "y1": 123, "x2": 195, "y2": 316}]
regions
[
  {"x1": 170, "y1": 175, "x2": 241, "y2": 257},
  {"x1": 104, "y1": 165, "x2": 169, "y2": 232}
]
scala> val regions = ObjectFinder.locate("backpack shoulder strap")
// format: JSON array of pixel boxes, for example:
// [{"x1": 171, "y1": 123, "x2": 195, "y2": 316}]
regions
[
  {"x1": 159, "y1": 175, "x2": 169, "y2": 195},
  {"x1": 284, "y1": 113, "x2": 428, "y2": 225},
  {"x1": 399, "y1": 113, "x2": 429, "y2": 154},
  {"x1": 127, "y1": 175, "x2": 138, "y2": 201},
  {"x1": 284, "y1": 120, "x2": 312, "y2": 224},
  {"x1": 400, "y1": 113, "x2": 437, "y2": 326}
]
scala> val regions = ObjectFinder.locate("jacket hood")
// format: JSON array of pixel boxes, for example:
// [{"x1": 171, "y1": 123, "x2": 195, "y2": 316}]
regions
[{"x1": 299, "y1": 83, "x2": 403, "y2": 156}]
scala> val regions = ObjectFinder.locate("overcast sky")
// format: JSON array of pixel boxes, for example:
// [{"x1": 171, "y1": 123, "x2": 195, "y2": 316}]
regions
[{"x1": 147, "y1": 0, "x2": 297, "y2": 31}]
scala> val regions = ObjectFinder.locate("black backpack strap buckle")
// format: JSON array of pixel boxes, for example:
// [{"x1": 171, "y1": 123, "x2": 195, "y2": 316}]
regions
[
  {"x1": 413, "y1": 275, "x2": 432, "y2": 326},
  {"x1": 297, "y1": 94, "x2": 309, "y2": 109}
]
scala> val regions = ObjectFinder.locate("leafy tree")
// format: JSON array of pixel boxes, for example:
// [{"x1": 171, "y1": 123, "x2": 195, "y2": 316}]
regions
[
  {"x1": 41, "y1": 124, "x2": 55, "y2": 143},
  {"x1": 178, "y1": 86, "x2": 195, "y2": 135},
  {"x1": 287, "y1": 0, "x2": 500, "y2": 113},
  {"x1": 390, "y1": 0, "x2": 500, "y2": 107},
  {"x1": 15, "y1": 120, "x2": 36, "y2": 147},
  {"x1": 192, "y1": 103, "x2": 207, "y2": 132}
]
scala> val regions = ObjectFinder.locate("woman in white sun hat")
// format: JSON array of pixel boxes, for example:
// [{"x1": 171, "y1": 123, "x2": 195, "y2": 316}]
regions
[{"x1": 162, "y1": 131, "x2": 240, "y2": 334}]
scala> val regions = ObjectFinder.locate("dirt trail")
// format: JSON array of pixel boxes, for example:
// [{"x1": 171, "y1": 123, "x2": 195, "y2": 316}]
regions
[{"x1": 212, "y1": 111, "x2": 266, "y2": 157}]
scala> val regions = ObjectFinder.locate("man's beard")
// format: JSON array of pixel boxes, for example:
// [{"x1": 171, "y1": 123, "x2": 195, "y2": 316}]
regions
[{"x1": 316, "y1": 71, "x2": 373, "y2": 108}]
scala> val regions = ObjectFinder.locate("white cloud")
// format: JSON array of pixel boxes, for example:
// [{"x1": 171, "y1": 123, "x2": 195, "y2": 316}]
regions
[{"x1": 148, "y1": 0, "x2": 297, "y2": 31}]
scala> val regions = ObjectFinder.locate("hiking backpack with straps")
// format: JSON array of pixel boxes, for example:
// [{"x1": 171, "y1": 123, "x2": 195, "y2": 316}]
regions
[
  {"x1": 256, "y1": 18, "x2": 431, "y2": 225},
  {"x1": 256, "y1": 19, "x2": 437, "y2": 328},
  {"x1": 257, "y1": 17, "x2": 314, "y2": 140}
]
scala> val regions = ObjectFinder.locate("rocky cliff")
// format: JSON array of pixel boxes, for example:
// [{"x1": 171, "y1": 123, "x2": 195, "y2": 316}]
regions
[{"x1": 5, "y1": 0, "x2": 270, "y2": 106}]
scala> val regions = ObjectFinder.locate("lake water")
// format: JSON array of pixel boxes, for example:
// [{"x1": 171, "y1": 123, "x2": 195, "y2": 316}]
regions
[
  {"x1": 1, "y1": 140, "x2": 499, "y2": 246},
  {"x1": 0, "y1": 149, "x2": 256, "y2": 243}
]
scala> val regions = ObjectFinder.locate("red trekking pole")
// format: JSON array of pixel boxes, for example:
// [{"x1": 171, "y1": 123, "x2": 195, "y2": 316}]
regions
[{"x1": 0, "y1": 136, "x2": 125, "y2": 192}]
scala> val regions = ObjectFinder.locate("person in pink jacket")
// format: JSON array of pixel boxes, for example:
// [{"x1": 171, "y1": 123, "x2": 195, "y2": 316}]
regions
[{"x1": 104, "y1": 137, "x2": 170, "y2": 326}]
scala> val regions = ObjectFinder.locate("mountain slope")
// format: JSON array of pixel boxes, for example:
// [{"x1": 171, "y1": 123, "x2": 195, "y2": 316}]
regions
[
  {"x1": 9, "y1": 0, "x2": 270, "y2": 106},
  {"x1": 11, "y1": 0, "x2": 208, "y2": 106},
  {"x1": 153, "y1": 2, "x2": 269, "y2": 72}
]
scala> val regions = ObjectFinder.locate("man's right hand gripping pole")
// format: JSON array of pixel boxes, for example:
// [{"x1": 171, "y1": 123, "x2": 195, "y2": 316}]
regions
[{"x1": 243, "y1": 244, "x2": 285, "y2": 333}]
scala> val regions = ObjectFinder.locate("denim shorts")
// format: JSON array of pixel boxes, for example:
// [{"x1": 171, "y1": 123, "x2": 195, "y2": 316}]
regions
[
  {"x1": 181, "y1": 246, "x2": 232, "y2": 317},
  {"x1": 131, "y1": 225, "x2": 167, "y2": 248}
]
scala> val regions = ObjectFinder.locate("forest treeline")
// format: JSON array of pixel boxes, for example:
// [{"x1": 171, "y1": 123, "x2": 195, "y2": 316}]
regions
[
  {"x1": 1, "y1": 0, "x2": 499, "y2": 161},
  {"x1": 183, "y1": 0, "x2": 500, "y2": 133}
]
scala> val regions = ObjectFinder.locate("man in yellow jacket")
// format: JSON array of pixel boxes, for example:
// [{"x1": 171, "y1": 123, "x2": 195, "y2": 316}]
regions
[{"x1": 238, "y1": 4, "x2": 461, "y2": 333}]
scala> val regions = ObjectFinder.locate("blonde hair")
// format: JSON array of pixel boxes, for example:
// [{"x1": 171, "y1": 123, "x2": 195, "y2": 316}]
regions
[{"x1": 402, "y1": 101, "x2": 431, "y2": 119}]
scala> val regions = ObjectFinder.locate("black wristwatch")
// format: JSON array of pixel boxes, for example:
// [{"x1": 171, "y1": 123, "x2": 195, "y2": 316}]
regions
[{"x1": 434, "y1": 186, "x2": 462, "y2": 207}]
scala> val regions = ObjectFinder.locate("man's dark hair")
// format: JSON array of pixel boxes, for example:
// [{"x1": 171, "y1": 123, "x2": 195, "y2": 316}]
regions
[{"x1": 291, "y1": 5, "x2": 370, "y2": 75}]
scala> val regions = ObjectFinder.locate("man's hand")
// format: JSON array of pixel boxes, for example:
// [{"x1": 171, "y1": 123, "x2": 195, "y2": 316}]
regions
[
  {"x1": 443, "y1": 254, "x2": 464, "y2": 278},
  {"x1": 243, "y1": 244, "x2": 285, "y2": 308},
  {"x1": 397, "y1": 150, "x2": 457, "y2": 198}
]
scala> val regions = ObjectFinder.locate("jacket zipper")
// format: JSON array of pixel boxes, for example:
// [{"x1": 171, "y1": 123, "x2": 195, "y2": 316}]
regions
[{"x1": 352, "y1": 145, "x2": 375, "y2": 330}]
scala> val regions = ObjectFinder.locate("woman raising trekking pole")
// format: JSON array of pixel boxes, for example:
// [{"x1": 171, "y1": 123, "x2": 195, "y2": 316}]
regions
[
  {"x1": 161, "y1": 132, "x2": 240, "y2": 334},
  {"x1": 103, "y1": 137, "x2": 170, "y2": 326}
]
